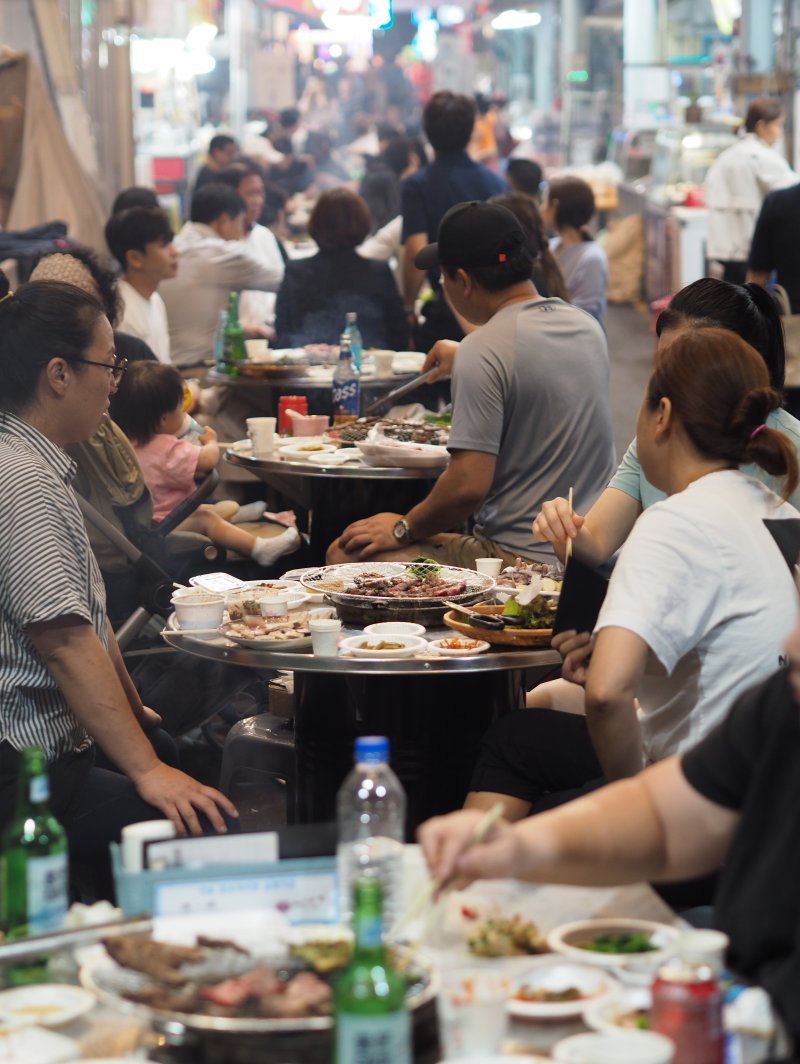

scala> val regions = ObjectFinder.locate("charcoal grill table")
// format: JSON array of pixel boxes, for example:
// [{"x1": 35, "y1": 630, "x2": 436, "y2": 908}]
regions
[
  {"x1": 225, "y1": 447, "x2": 441, "y2": 564},
  {"x1": 162, "y1": 620, "x2": 561, "y2": 834}
]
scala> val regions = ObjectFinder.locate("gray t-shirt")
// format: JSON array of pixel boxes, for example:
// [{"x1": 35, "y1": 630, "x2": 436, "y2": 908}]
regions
[{"x1": 448, "y1": 298, "x2": 617, "y2": 556}]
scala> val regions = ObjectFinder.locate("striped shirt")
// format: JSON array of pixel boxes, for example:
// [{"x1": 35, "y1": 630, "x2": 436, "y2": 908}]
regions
[{"x1": 0, "y1": 412, "x2": 107, "y2": 762}]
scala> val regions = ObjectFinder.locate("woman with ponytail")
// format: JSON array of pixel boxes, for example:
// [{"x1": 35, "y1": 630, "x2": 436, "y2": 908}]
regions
[
  {"x1": 542, "y1": 175, "x2": 608, "y2": 326},
  {"x1": 490, "y1": 191, "x2": 571, "y2": 303},
  {"x1": 466, "y1": 326, "x2": 800, "y2": 827}
]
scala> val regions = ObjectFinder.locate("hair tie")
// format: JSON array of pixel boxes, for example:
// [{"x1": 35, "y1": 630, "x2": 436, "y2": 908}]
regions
[
  {"x1": 750, "y1": 423, "x2": 767, "y2": 441},
  {"x1": 0, "y1": 292, "x2": 12, "y2": 305}
]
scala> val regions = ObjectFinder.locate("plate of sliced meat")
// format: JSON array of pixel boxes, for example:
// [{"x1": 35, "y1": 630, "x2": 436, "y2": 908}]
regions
[{"x1": 300, "y1": 561, "x2": 494, "y2": 607}]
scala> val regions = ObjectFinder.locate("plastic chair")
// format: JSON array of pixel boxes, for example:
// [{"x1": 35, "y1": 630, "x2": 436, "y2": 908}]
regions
[{"x1": 219, "y1": 713, "x2": 297, "y2": 822}]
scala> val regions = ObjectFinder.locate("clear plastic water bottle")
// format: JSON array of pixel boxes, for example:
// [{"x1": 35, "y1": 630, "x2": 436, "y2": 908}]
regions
[
  {"x1": 337, "y1": 736, "x2": 406, "y2": 930},
  {"x1": 332, "y1": 334, "x2": 361, "y2": 425},
  {"x1": 343, "y1": 311, "x2": 363, "y2": 373}
]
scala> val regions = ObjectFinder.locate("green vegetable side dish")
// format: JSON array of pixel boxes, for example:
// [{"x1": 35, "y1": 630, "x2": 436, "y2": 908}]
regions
[
  {"x1": 501, "y1": 596, "x2": 556, "y2": 630},
  {"x1": 406, "y1": 556, "x2": 442, "y2": 579},
  {"x1": 578, "y1": 931, "x2": 657, "y2": 954}
]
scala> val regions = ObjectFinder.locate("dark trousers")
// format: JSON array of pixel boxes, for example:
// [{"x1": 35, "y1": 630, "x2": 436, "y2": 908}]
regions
[
  {"x1": 470, "y1": 708, "x2": 718, "y2": 908},
  {"x1": 719, "y1": 260, "x2": 748, "y2": 286},
  {"x1": 0, "y1": 729, "x2": 178, "y2": 862}
]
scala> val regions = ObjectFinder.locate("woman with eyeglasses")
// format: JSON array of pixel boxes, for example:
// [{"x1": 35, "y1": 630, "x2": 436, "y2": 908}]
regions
[{"x1": 0, "y1": 272, "x2": 238, "y2": 886}]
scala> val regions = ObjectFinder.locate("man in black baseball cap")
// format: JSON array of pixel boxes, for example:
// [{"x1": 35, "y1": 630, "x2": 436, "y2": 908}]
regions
[
  {"x1": 328, "y1": 198, "x2": 616, "y2": 569},
  {"x1": 414, "y1": 200, "x2": 527, "y2": 273}
]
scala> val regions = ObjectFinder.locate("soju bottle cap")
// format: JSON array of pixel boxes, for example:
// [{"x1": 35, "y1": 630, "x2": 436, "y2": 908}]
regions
[{"x1": 354, "y1": 736, "x2": 389, "y2": 764}]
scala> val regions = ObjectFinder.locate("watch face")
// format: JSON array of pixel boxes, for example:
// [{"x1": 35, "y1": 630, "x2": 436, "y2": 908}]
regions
[{"x1": 393, "y1": 520, "x2": 409, "y2": 543}]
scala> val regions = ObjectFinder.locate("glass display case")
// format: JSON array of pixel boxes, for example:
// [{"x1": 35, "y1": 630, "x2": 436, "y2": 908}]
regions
[{"x1": 648, "y1": 124, "x2": 738, "y2": 203}]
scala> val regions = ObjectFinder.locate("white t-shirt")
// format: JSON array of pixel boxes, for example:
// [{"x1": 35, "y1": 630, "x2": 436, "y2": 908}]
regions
[
  {"x1": 117, "y1": 279, "x2": 171, "y2": 363},
  {"x1": 238, "y1": 223, "x2": 285, "y2": 328},
  {"x1": 596, "y1": 470, "x2": 800, "y2": 763}
]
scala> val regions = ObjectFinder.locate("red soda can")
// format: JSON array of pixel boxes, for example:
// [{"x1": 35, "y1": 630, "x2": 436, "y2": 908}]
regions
[
  {"x1": 651, "y1": 961, "x2": 724, "y2": 1064},
  {"x1": 278, "y1": 395, "x2": 308, "y2": 435}
]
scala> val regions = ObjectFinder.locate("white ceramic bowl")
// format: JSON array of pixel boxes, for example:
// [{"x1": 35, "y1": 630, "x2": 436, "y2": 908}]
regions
[
  {"x1": 553, "y1": 1031, "x2": 674, "y2": 1064},
  {"x1": 547, "y1": 918, "x2": 682, "y2": 970},
  {"x1": 339, "y1": 634, "x2": 428, "y2": 658},
  {"x1": 170, "y1": 589, "x2": 225, "y2": 630},
  {"x1": 428, "y1": 637, "x2": 490, "y2": 657},
  {"x1": 363, "y1": 622, "x2": 426, "y2": 637},
  {"x1": 507, "y1": 961, "x2": 620, "y2": 1020}
]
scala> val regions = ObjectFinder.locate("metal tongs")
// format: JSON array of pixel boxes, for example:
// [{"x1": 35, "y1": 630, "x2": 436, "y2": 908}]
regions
[
  {"x1": 443, "y1": 601, "x2": 506, "y2": 631},
  {"x1": 363, "y1": 367, "x2": 438, "y2": 415},
  {"x1": 0, "y1": 915, "x2": 152, "y2": 964}
]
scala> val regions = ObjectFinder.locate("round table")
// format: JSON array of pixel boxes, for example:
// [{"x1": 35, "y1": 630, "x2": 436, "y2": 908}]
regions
[
  {"x1": 163, "y1": 621, "x2": 561, "y2": 833},
  {"x1": 226, "y1": 448, "x2": 442, "y2": 563}
]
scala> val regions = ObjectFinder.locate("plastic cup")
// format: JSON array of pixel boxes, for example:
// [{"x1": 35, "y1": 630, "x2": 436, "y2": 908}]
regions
[
  {"x1": 121, "y1": 820, "x2": 176, "y2": 872},
  {"x1": 247, "y1": 417, "x2": 276, "y2": 456},
  {"x1": 309, "y1": 617, "x2": 342, "y2": 656},
  {"x1": 244, "y1": 338, "x2": 269, "y2": 360},
  {"x1": 372, "y1": 351, "x2": 395, "y2": 376},
  {"x1": 261, "y1": 592, "x2": 291, "y2": 617},
  {"x1": 437, "y1": 968, "x2": 509, "y2": 1059},
  {"x1": 474, "y1": 557, "x2": 503, "y2": 577}
]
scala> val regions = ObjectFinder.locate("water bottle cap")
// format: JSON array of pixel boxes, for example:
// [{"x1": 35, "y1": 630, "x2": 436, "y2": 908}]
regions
[
  {"x1": 346, "y1": 311, "x2": 357, "y2": 323},
  {"x1": 354, "y1": 735, "x2": 389, "y2": 763}
]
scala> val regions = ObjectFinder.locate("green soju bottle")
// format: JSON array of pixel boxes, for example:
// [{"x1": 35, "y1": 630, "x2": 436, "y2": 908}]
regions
[
  {"x1": 222, "y1": 291, "x2": 247, "y2": 377},
  {"x1": 333, "y1": 875, "x2": 411, "y2": 1064},
  {"x1": 1, "y1": 747, "x2": 68, "y2": 984}
]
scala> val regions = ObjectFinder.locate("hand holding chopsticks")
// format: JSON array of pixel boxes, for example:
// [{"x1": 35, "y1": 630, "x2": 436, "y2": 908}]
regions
[{"x1": 387, "y1": 802, "x2": 506, "y2": 943}]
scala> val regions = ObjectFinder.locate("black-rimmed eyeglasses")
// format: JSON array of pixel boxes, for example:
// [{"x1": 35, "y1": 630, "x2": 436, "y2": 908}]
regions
[{"x1": 73, "y1": 357, "x2": 128, "y2": 383}]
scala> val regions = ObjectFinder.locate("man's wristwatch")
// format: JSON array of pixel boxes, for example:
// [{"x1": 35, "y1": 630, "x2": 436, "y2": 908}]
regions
[{"x1": 392, "y1": 517, "x2": 413, "y2": 546}]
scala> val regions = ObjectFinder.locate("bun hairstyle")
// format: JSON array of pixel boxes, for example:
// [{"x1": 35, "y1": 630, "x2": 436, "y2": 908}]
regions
[
  {"x1": 647, "y1": 327, "x2": 798, "y2": 500},
  {"x1": 0, "y1": 268, "x2": 104, "y2": 413},
  {"x1": 490, "y1": 191, "x2": 570, "y2": 303},
  {"x1": 656, "y1": 277, "x2": 786, "y2": 390}
]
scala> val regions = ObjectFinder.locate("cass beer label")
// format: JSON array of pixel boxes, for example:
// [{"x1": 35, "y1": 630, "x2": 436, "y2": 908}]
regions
[
  {"x1": 332, "y1": 377, "x2": 360, "y2": 418},
  {"x1": 335, "y1": 1011, "x2": 411, "y2": 1064}
]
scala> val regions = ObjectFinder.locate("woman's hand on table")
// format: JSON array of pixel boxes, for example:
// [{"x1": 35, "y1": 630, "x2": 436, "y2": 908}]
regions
[
  {"x1": 532, "y1": 497, "x2": 585, "y2": 561},
  {"x1": 421, "y1": 339, "x2": 458, "y2": 382},
  {"x1": 418, "y1": 809, "x2": 520, "y2": 887},
  {"x1": 336, "y1": 512, "x2": 404, "y2": 558},
  {"x1": 132, "y1": 763, "x2": 239, "y2": 836},
  {"x1": 553, "y1": 630, "x2": 595, "y2": 688}
]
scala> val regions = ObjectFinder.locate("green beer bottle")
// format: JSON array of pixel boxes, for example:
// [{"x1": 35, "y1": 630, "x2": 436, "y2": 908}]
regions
[
  {"x1": 333, "y1": 875, "x2": 411, "y2": 1064},
  {"x1": 1, "y1": 747, "x2": 68, "y2": 983},
  {"x1": 222, "y1": 291, "x2": 247, "y2": 377}
]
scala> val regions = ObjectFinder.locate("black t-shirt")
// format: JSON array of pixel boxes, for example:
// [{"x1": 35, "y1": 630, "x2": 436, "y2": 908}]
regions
[
  {"x1": 748, "y1": 184, "x2": 800, "y2": 311},
  {"x1": 682, "y1": 668, "x2": 800, "y2": 1040}
]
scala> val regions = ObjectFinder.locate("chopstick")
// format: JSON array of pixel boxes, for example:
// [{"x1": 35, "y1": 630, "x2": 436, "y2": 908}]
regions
[
  {"x1": 565, "y1": 486, "x2": 574, "y2": 564},
  {"x1": 386, "y1": 801, "x2": 506, "y2": 944},
  {"x1": 0, "y1": 916, "x2": 152, "y2": 964}
]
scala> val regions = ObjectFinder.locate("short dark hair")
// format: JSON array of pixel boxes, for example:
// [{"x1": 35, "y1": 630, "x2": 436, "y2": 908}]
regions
[
  {"x1": 423, "y1": 91, "x2": 475, "y2": 154},
  {"x1": 443, "y1": 245, "x2": 535, "y2": 293},
  {"x1": 111, "y1": 186, "x2": 159, "y2": 215},
  {"x1": 381, "y1": 136, "x2": 413, "y2": 178},
  {"x1": 0, "y1": 272, "x2": 105, "y2": 413},
  {"x1": 308, "y1": 188, "x2": 372, "y2": 249},
  {"x1": 745, "y1": 96, "x2": 783, "y2": 133},
  {"x1": 506, "y1": 159, "x2": 544, "y2": 197},
  {"x1": 190, "y1": 183, "x2": 246, "y2": 224},
  {"x1": 262, "y1": 182, "x2": 289, "y2": 226},
  {"x1": 656, "y1": 277, "x2": 787, "y2": 390},
  {"x1": 278, "y1": 107, "x2": 300, "y2": 129},
  {"x1": 209, "y1": 133, "x2": 236, "y2": 156},
  {"x1": 105, "y1": 207, "x2": 174, "y2": 269},
  {"x1": 110, "y1": 360, "x2": 185, "y2": 445},
  {"x1": 547, "y1": 176, "x2": 596, "y2": 232},
  {"x1": 216, "y1": 159, "x2": 266, "y2": 193},
  {"x1": 30, "y1": 245, "x2": 122, "y2": 326}
]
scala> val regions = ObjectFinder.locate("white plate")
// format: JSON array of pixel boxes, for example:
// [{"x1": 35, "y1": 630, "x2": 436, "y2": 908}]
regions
[
  {"x1": 547, "y1": 918, "x2": 681, "y2": 969},
  {"x1": 507, "y1": 961, "x2": 620, "y2": 1020},
  {"x1": 229, "y1": 438, "x2": 252, "y2": 454},
  {"x1": 428, "y1": 637, "x2": 490, "y2": 656},
  {"x1": 0, "y1": 984, "x2": 96, "y2": 1027},
  {"x1": 339, "y1": 634, "x2": 428, "y2": 658},
  {"x1": 219, "y1": 622, "x2": 312, "y2": 650},
  {"x1": 306, "y1": 450, "x2": 365, "y2": 466},
  {"x1": 0, "y1": 1025, "x2": 77, "y2": 1063},
  {"x1": 279, "y1": 441, "x2": 337, "y2": 457},
  {"x1": 553, "y1": 1031, "x2": 675, "y2": 1064},
  {"x1": 364, "y1": 622, "x2": 427, "y2": 637},
  {"x1": 583, "y1": 987, "x2": 652, "y2": 1033}
]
